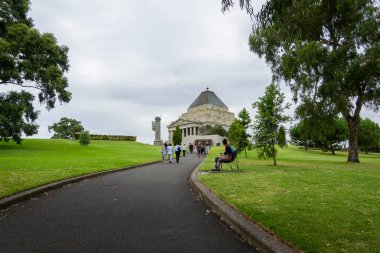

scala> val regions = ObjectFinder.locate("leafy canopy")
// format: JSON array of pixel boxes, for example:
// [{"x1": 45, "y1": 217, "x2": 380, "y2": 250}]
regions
[
  {"x1": 0, "y1": 0, "x2": 71, "y2": 143},
  {"x1": 48, "y1": 117, "x2": 84, "y2": 140},
  {"x1": 249, "y1": 0, "x2": 380, "y2": 162},
  {"x1": 359, "y1": 118, "x2": 380, "y2": 153},
  {"x1": 228, "y1": 108, "x2": 252, "y2": 157}
]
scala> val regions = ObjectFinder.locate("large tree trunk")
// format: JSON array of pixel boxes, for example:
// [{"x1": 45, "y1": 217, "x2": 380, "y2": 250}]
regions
[
  {"x1": 330, "y1": 144, "x2": 335, "y2": 155},
  {"x1": 346, "y1": 117, "x2": 360, "y2": 162}
]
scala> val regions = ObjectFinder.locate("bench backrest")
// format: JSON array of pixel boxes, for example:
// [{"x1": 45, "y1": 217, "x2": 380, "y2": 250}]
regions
[{"x1": 230, "y1": 147, "x2": 240, "y2": 162}]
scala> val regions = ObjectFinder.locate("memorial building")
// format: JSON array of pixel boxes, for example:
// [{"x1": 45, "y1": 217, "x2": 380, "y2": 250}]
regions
[{"x1": 167, "y1": 88, "x2": 234, "y2": 146}]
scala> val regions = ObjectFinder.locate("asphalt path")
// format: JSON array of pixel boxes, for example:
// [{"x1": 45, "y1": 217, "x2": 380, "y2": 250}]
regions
[{"x1": 0, "y1": 154, "x2": 258, "y2": 253}]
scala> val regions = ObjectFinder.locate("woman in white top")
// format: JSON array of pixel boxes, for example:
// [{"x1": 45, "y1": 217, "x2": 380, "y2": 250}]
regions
[
  {"x1": 167, "y1": 144, "x2": 173, "y2": 163},
  {"x1": 161, "y1": 143, "x2": 167, "y2": 163},
  {"x1": 182, "y1": 144, "x2": 187, "y2": 157}
]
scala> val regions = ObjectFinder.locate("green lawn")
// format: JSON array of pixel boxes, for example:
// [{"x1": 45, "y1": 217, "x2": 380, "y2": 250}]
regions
[
  {"x1": 0, "y1": 139, "x2": 161, "y2": 198},
  {"x1": 199, "y1": 146, "x2": 380, "y2": 253}
]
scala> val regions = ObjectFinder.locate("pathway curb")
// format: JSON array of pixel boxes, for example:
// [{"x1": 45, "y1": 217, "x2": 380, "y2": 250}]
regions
[
  {"x1": 0, "y1": 161, "x2": 160, "y2": 210},
  {"x1": 190, "y1": 165, "x2": 297, "y2": 253}
]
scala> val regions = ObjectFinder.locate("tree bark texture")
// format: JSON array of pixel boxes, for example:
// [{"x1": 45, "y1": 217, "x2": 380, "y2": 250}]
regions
[{"x1": 346, "y1": 117, "x2": 360, "y2": 162}]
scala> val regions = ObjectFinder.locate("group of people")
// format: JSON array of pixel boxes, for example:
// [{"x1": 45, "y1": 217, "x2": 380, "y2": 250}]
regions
[
  {"x1": 160, "y1": 141, "x2": 211, "y2": 163},
  {"x1": 160, "y1": 138, "x2": 234, "y2": 171},
  {"x1": 189, "y1": 142, "x2": 210, "y2": 158},
  {"x1": 161, "y1": 143, "x2": 187, "y2": 163}
]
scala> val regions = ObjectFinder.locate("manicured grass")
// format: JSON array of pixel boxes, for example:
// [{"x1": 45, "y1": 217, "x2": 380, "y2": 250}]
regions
[
  {"x1": 199, "y1": 146, "x2": 380, "y2": 253},
  {"x1": 0, "y1": 139, "x2": 161, "y2": 198}
]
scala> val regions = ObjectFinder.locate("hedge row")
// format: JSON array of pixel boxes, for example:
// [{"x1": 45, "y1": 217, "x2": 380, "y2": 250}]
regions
[{"x1": 89, "y1": 134, "x2": 136, "y2": 141}]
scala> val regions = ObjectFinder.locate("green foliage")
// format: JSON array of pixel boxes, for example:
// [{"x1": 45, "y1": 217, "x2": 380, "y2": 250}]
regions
[
  {"x1": 237, "y1": 108, "x2": 251, "y2": 129},
  {"x1": 228, "y1": 108, "x2": 252, "y2": 157},
  {"x1": 221, "y1": 0, "x2": 253, "y2": 17},
  {"x1": 318, "y1": 117, "x2": 348, "y2": 154},
  {"x1": 202, "y1": 124, "x2": 228, "y2": 137},
  {"x1": 48, "y1": 117, "x2": 84, "y2": 140},
  {"x1": 290, "y1": 121, "x2": 312, "y2": 150},
  {"x1": 291, "y1": 117, "x2": 348, "y2": 154},
  {"x1": 0, "y1": 0, "x2": 71, "y2": 143},
  {"x1": 0, "y1": 91, "x2": 39, "y2": 144},
  {"x1": 172, "y1": 125, "x2": 182, "y2": 145},
  {"x1": 249, "y1": 0, "x2": 380, "y2": 162},
  {"x1": 277, "y1": 125, "x2": 286, "y2": 148},
  {"x1": 79, "y1": 130, "x2": 90, "y2": 146},
  {"x1": 89, "y1": 134, "x2": 136, "y2": 141},
  {"x1": 359, "y1": 118, "x2": 380, "y2": 153},
  {"x1": 252, "y1": 84, "x2": 290, "y2": 165},
  {"x1": 227, "y1": 120, "x2": 245, "y2": 147}
]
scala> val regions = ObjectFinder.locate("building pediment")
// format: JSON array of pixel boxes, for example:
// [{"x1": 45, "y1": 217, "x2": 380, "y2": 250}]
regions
[{"x1": 167, "y1": 118, "x2": 201, "y2": 128}]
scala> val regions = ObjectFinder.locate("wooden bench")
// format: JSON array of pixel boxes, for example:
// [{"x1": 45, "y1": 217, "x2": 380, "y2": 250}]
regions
[{"x1": 220, "y1": 147, "x2": 240, "y2": 171}]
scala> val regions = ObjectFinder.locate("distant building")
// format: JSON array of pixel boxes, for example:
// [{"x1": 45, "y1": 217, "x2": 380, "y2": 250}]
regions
[{"x1": 167, "y1": 88, "x2": 234, "y2": 146}]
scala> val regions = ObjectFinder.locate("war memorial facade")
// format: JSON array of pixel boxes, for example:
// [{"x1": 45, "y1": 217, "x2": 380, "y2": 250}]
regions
[{"x1": 167, "y1": 89, "x2": 234, "y2": 146}]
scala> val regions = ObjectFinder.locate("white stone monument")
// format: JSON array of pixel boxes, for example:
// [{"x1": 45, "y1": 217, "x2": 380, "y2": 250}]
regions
[{"x1": 152, "y1": 116, "x2": 162, "y2": 146}]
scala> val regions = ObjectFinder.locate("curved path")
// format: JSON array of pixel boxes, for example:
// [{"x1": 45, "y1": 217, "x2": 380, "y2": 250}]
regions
[{"x1": 0, "y1": 155, "x2": 258, "y2": 252}]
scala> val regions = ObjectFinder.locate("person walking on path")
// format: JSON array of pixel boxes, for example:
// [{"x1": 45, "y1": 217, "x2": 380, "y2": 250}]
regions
[
  {"x1": 167, "y1": 143, "x2": 173, "y2": 163},
  {"x1": 161, "y1": 143, "x2": 167, "y2": 163},
  {"x1": 189, "y1": 143, "x2": 193, "y2": 154},
  {"x1": 175, "y1": 144, "x2": 182, "y2": 163},
  {"x1": 197, "y1": 144, "x2": 202, "y2": 158},
  {"x1": 182, "y1": 144, "x2": 187, "y2": 157}
]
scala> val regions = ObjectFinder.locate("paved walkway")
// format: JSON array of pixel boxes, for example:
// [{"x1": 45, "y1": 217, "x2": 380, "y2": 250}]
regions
[{"x1": 0, "y1": 154, "x2": 258, "y2": 252}]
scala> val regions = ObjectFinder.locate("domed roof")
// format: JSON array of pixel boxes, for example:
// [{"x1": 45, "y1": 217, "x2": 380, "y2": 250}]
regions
[{"x1": 188, "y1": 89, "x2": 228, "y2": 109}]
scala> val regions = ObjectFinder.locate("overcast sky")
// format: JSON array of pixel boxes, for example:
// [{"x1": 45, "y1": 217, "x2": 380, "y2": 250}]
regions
[{"x1": 28, "y1": 0, "x2": 378, "y2": 144}]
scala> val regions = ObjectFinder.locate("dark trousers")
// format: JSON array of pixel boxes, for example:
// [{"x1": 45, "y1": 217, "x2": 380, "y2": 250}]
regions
[
  {"x1": 183, "y1": 150, "x2": 186, "y2": 157},
  {"x1": 175, "y1": 152, "x2": 180, "y2": 163}
]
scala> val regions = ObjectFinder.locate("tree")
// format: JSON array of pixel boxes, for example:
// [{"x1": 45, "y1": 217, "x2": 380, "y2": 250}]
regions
[
  {"x1": 202, "y1": 124, "x2": 228, "y2": 137},
  {"x1": 227, "y1": 119, "x2": 246, "y2": 151},
  {"x1": 293, "y1": 98, "x2": 348, "y2": 154},
  {"x1": 172, "y1": 125, "x2": 182, "y2": 145},
  {"x1": 221, "y1": 0, "x2": 254, "y2": 17},
  {"x1": 79, "y1": 130, "x2": 91, "y2": 146},
  {"x1": 235, "y1": 108, "x2": 252, "y2": 157},
  {"x1": 290, "y1": 121, "x2": 313, "y2": 150},
  {"x1": 0, "y1": 0, "x2": 71, "y2": 143},
  {"x1": 318, "y1": 118, "x2": 348, "y2": 155},
  {"x1": 277, "y1": 125, "x2": 286, "y2": 148},
  {"x1": 0, "y1": 91, "x2": 38, "y2": 144},
  {"x1": 249, "y1": 1, "x2": 380, "y2": 162},
  {"x1": 48, "y1": 117, "x2": 84, "y2": 139},
  {"x1": 358, "y1": 118, "x2": 380, "y2": 154},
  {"x1": 252, "y1": 84, "x2": 290, "y2": 166}
]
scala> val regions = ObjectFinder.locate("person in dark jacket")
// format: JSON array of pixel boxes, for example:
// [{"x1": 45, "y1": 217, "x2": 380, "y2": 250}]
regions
[
  {"x1": 212, "y1": 139, "x2": 233, "y2": 171},
  {"x1": 174, "y1": 144, "x2": 182, "y2": 163}
]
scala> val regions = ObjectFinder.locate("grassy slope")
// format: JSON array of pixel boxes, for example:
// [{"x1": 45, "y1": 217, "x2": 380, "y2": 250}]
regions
[
  {"x1": 199, "y1": 147, "x2": 380, "y2": 253},
  {"x1": 0, "y1": 139, "x2": 161, "y2": 198}
]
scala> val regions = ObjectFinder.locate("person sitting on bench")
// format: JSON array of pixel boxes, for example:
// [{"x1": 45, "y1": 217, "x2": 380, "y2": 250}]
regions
[{"x1": 212, "y1": 138, "x2": 233, "y2": 171}]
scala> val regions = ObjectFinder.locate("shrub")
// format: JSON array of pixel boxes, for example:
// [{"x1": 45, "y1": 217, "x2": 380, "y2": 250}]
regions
[
  {"x1": 89, "y1": 134, "x2": 136, "y2": 141},
  {"x1": 79, "y1": 130, "x2": 91, "y2": 146}
]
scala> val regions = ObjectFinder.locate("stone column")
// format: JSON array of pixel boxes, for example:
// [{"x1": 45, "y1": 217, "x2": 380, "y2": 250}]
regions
[{"x1": 152, "y1": 116, "x2": 162, "y2": 146}]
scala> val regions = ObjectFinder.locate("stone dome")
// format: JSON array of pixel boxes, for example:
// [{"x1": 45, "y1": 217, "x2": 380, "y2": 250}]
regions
[{"x1": 188, "y1": 89, "x2": 228, "y2": 110}]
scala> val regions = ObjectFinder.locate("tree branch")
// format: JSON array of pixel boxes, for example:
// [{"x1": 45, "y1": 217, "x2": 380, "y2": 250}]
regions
[{"x1": 0, "y1": 81, "x2": 43, "y2": 91}]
